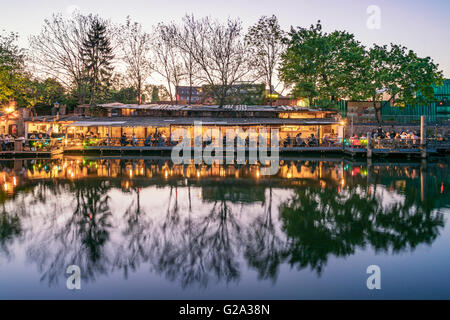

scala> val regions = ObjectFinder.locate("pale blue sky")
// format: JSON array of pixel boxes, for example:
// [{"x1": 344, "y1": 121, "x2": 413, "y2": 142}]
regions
[{"x1": 1, "y1": 0, "x2": 449, "y2": 77}]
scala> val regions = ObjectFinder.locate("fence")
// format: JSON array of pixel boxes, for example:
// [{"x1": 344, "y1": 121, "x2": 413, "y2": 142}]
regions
[{"x1": 74, "y1": 136, "x2": 448, "y2": 150}]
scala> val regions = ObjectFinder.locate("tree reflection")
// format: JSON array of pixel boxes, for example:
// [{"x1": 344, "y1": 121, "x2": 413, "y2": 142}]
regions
[
  {"x1": 115, "y1": 187, "x2": 151, "y2": 278},
  {"x1": 149, "y1": 186, "x2": 242, "y2": 288},
  {"x1": 279, "y1": 183, "x2": 445, "y2": 275},
  {"x1": 0, "y1": 159, "x2": 447, "y2": 290},
  {"x1": 244, "y1": 187, "x2": 285, "y2": 281},
  {"x1": 26, "y1": 180, "x2": 113, "y2": 286},
  {"x1": 0, "y1": 205, "x2": 22, "y2": 259}
]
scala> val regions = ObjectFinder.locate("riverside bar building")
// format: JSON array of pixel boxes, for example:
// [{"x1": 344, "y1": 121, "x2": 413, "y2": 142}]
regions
[{"x1": 23, "y1": 103, "x2": 342, "y2": 146}]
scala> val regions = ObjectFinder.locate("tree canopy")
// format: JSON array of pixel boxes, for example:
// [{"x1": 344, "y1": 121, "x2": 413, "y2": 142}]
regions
[{"x1": 1, "y1": 14, "x2": 446, "y2": 115}]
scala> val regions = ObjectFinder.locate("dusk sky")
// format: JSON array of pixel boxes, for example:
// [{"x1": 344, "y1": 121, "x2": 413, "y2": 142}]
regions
[{"x1": 1, "y1": 0, "x2": 449, "y2": 77}]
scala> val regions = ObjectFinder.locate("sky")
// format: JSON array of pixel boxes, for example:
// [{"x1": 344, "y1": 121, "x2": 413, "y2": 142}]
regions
[{"x1": 1, "y1": 0, "x2": 449, "y2": 78}]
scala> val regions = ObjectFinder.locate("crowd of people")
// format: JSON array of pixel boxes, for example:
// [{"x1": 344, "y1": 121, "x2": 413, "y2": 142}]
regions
[
  {"x1": 0, "y1": 134, "x2": 18, "y2": 151},
  {"x1": 115, "y1": 132, "x2": 169, "y2": 147},
  {"x1": 71, "y1": 126, "x2": 447, "y2": 149},
  {"x1": 283, "y1": 133, "x2": 338, "y2": 147},
  {"x1": 349, "y1": 127, "x2": 421, "y2": 147},
  {"x1": 0, "y1": 133, "x2": 52, "y2": 151}
]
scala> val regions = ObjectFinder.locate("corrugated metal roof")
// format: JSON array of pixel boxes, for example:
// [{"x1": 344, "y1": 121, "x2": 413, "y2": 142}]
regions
[
  {"x1": 96, "y1": 103, "x2": 334, "y2": 113},
  {"x1": 67, "y1": 117, "x2": 338, "y2": 127}
]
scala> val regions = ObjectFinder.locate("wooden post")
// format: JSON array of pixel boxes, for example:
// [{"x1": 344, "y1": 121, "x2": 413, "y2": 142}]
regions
[
  {"x1": 366, "y1": 131, "x2": 372, "y2": 159},
  {"x1": 420, "y1": 115, "x2": 427, "y2": 159},
  {"x1": 14, "y1": 139, "x2": 23, "y2": 152},
  {"x1": 420, "y1": 159, "x2": 426, "y2": 202}
]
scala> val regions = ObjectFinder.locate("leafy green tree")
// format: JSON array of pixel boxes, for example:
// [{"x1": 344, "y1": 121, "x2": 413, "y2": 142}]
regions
[
  {"x1": 279, "y1": 21, "x2": 366, "y2": 107},
  {"x1": 0, "y1": 32, "x2": 26, "y2": 105},
  {"x1": 28, "y1": 78, "x2": 66, "y2": 105},
  {"x1": 151, "y1": 85, "x2": 159, "y2": 102},
  {"x1": 82, "y1": 18, "x2": 114, "y2": 105},
  {"x1": 359, "y1": 44, "x2": 444, "y2": 123}
]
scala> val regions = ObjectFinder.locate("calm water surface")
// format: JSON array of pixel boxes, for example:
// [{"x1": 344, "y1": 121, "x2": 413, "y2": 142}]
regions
[{"x1": 0, "y1": 157, "x2": 449, "y2": 299}]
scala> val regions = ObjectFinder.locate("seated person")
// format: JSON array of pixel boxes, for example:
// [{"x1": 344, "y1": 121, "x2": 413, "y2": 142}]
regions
[
  {"x1": 144, "y1": 134, "x2": 153, "y2": 146},
  {"x1": 120, "y1": 134, "x2": 129, "y2": 146},
  {"x1": 131, "y1": 134, "x2": 138, "y2": 146},
  {"x1": 322, "y1": 134, "x2": 333, "y2": 146},
  {"x1": 283, "y1": 134, "x2": 292, "y2": 147},
  {"x1": 295, "y1": 133, "x2": 306, "y2": 147},
  {"x1": 157, "y1": 135, "x2": 166, "y2": 146},
  {"x1": 307, "y1": 134, "x2": 317, "y2": 147}
]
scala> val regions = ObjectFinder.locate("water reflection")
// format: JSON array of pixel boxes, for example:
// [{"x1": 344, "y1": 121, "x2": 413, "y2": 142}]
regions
[{"x1": 0, "y1": 157, "x2": 448, "y2": 289}]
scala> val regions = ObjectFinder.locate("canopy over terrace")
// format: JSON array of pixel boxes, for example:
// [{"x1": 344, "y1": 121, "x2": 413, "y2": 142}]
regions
[{"x1": 64, "y1": 116, "x2": 341, "y2": 141}]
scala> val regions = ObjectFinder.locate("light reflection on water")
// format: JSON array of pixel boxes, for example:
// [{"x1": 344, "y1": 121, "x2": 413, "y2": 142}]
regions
[{"x1": 0, "y1": 157, "x2": 449, "y2": 299}]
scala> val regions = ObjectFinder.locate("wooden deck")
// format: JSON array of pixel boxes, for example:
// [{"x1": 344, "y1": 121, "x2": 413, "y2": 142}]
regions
[
  {"x1": 0, "y1": 150, "x2": 60, "y2": 158},
  {"x1": 62, "y1": 145, "x2": 446, "y2": 157},
  {"x1": 2, "y1": 143, "x2": 446, "y2": 159}
]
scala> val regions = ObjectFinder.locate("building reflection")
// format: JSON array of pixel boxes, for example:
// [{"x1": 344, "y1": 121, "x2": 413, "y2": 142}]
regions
[{"x1": 0, "y1": 157, "x2": 448, "y2": 288}]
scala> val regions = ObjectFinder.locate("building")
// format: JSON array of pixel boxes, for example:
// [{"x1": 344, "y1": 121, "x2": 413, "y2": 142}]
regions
[
  {"x1": 176, "y1": 83, "x2": 266, "y2": 106},
  {"x1": 336, "y1": 79, "x2": 450, "y2": 123},
  {"x1": 23, "y1": 103, "x2": 341, "y2": 145},
  {"x1": 435, "y1": 79, "x2": 450, "y2": 119},
  {"x1": 0, "y1": 100, "x2": 21, "y2": 135},
  {"x1": 176, "y1": 86, "x2": 203, "y2": 104}
]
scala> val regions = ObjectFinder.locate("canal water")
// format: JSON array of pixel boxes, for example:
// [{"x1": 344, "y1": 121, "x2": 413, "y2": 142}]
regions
[{"x1": 0, "y1": 157, "x2": 449, "y2": 299}]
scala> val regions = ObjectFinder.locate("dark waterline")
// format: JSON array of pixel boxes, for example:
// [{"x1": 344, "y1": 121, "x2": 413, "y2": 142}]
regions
[{"x1": 0, "y1": 157, "x2": 449, "y2": 299}]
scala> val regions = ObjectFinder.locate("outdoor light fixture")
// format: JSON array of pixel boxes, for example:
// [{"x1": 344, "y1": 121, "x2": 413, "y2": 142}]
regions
[{"x1": 5, "y1": 106, "x2": 15, "y2": 114}]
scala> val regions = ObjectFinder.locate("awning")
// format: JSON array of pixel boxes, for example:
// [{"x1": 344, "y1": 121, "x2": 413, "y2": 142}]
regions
[{"x1": 65, "y1": 121, "x2": 126, "y2": 127}]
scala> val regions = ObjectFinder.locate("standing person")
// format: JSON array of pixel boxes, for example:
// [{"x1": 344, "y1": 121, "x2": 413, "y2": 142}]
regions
[
  {"x1": 104, "y1": 134, "x2": 111, "y2": 146},
  {"x1": 4, "y1": 134, "x2": 10, "y2": 150},
  {"x1": 132, "y1": 133, "x2": 138, "y2": 146},
  {"x1": 157, "y1": 134, "x2": 165, "y2": 146},
  {"x1": 412, "y1": 132, "x2": 419, "y2": 145}
]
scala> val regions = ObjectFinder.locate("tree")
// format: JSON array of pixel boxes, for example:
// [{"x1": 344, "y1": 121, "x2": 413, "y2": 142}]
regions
[
  {"x1": 279, "y1": 21, "x2": 366, "y2": 106},
  {"x1": 82, "y1": 18, "x2": 115, "y2": 105},
  {"x1": 176, "y1": 15, "x2": 250, "y2": 107},
  {"x1": 0, "y1": 31, "x2": 27, "y2": 105},
  {"x1": 175, "y1": 21, "x2": 200, "y2": 105},
  {"x1": 245, "y1": 15, "x2": 284, "y2": 105},
  {"x1": 359, "y1": 44, "x2": 444, "y2": 123},
  {"x1": 151, "y1": 85, "x2": 159, "y2": 102},
  {"x1": 21, "y1": 77, "x2": 66, "y2": 112},
  {"x1": 152, "y1": 23, "x2": 185, "y2": 104},
  {"x1": 118, "y1": 17, "x2": 152, "y2": 104},
  {"x1": 29, "y1": 13, "x2": 94, "y2": 104},
  {"x1": 102, "y1": 73, "x2": 138, "y2": 104}
]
